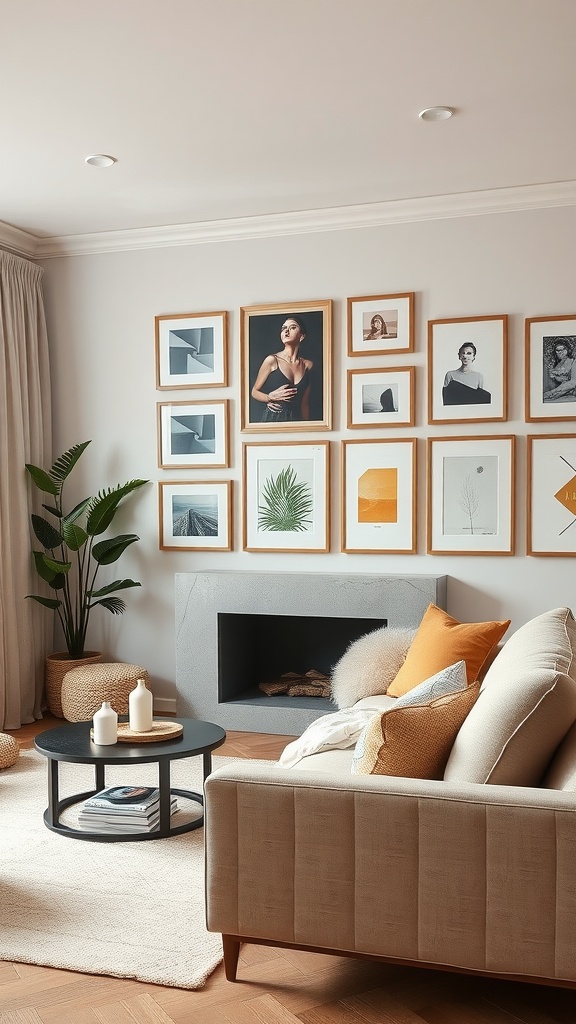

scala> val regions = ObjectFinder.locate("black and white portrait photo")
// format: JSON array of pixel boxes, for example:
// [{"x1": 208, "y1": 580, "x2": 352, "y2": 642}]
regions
[
  {"x1": 428, "y1": 315, "x2": 507, "y2": 424},
  {"x1": 526, "y1": 315, "x2": 576, "y2": 422}
]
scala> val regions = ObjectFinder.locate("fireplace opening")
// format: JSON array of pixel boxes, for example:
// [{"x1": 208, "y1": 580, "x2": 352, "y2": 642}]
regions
[{"x1": 217, "y1": 612, "x2": 387, "y2": 710}]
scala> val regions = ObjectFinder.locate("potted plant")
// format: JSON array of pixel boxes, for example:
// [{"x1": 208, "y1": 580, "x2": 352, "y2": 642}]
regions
[{"x1": 25, "y1": 440, "x2": 149, "y2": 716}]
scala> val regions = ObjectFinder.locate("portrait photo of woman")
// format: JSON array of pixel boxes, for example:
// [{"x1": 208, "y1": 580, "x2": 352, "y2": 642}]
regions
[
  {"x1": 543, "y1": 336, "x2": 576, "y2": 403},
  {"x1": 241, "y1": 300, "x2": 332, "y2": 431},
  {"x1": 442, "y1": 342, "x2": 492, "y2": 406},
  {"x1": 363, "y1": 313, "x2": 393, "y2": 341}
]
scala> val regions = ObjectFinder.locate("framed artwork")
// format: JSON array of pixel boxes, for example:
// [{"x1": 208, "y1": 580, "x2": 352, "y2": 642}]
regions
[
  {"x1": 158, "y1": 481, "x2": 232, "y2": 551},
  {"x1": 155, "y1": 311, "x2": 228, "y2": 389},
  {"x1": 527, "y1": 434, "x2": 576, "y2": 556},
  {"x1": 347, "y1": 292, "x2": 414, "y2": 356},
  {"x1": 240, "y1": 299, "x2": 332, "y2": 432},
  {"x1": 242, "y1": 441, "x2": 329, "y2": 552},
  {"x1": 525, "y1": 315, "x2": 576, "y2": 422},
  {"x1": 427, "y1": 435, "x2": 515, "y2": 555},
  {"x1": 341, "y1": 438, "x2": 416, "y2": 553},
  {"x1": 428, "y1": 315, "x2": 508, "y2": 424},
  {"x1": 157, "y1": 399, "x2": 229, "y2": 469},
  {"x1": 347, "y1": 366, "x2": 415, "y2": 428}
]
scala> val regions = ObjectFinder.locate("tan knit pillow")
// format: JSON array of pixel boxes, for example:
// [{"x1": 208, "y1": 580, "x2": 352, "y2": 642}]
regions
[{"x1": 352, "y1": 681, "x2": 481, "y2": 779}]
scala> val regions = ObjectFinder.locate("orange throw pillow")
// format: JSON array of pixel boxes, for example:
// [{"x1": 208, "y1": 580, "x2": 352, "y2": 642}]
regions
[{"x1": 386, "y1": 603, "x2": 510, "y2": 698}]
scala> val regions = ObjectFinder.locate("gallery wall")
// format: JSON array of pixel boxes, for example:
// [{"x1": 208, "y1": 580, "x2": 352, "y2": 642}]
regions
[{"x1": 40, "y1": 203, "x2": 576, "y2": 707}]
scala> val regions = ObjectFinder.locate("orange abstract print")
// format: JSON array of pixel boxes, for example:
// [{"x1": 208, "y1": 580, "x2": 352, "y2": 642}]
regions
[
  {"x1": 358, "y1": 468, "x2": 398, "y2": 523},
  {"x1": 555, "y1": 474, "x2": 576, "y2": 515}
]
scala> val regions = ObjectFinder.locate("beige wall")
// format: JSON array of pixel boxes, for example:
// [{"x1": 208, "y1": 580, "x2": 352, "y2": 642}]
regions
[{"x1": 40, "y1": 205, "x2": 576, "y2": 705}]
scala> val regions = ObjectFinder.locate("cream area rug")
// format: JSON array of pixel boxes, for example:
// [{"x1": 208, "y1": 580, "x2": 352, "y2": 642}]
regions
[{"x1": 0, "y1": 747, "x2": 247, "y2": 989}]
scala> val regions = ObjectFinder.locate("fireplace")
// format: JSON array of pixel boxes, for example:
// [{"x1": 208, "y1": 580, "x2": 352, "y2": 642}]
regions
[{"x1": 176, "y1": 571, "x2": 446, "y2": 735}]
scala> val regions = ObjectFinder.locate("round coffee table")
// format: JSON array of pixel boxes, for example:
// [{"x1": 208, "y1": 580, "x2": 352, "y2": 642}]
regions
[{"x1": 34, "y1": 717, "x2": 226, "y2": 842}]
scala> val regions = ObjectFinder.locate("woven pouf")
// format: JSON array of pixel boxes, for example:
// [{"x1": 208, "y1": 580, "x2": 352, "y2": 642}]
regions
[
  {"x1": 61, "y1": 663, "x2": 150, "y2": 722},
  {"x1": 0, "y1": 733, "x2": 20, "y2": 769}
]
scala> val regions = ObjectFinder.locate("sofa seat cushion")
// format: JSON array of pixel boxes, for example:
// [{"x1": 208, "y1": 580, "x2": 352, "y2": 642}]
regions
[
  {"x1": 291, "y1": 748, "x2": 354, "y2": 773},
  {"x1": 386, "y1": 604, "x2": 510, "y2": 698},
  {"x1": 444, "y1": 607, "x2": 576, "y2": 786},
  {"x1": 352, "y1": 681, "x2": 480, "y2": 779}
]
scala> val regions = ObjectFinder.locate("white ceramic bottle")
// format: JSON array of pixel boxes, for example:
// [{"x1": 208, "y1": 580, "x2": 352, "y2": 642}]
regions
[
  {"x1": 129, "y1": 678, "x2": 153, "y2": 732},
  {"x1": 92, "y1": 701, "x2": 118, "y2": 745}
]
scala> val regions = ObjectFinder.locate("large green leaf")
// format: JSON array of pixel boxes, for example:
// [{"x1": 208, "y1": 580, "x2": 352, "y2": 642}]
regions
[
  {"x1": 89, "y1": 579, "x2": 141, "y2": 598},
  {"x1": 25, "y1": 464, "x2": 58, "y2": 495},
  {"x1": 86, "y1": 480, "x2": 148, "y2": 536},
  {"x1": 31, "y1": 514, "x2": 63, "y2": 550},
  {"x1": 49, "y1": 441, "x2": 91, "y2": 483},
  {"x1": 92, "y1": 534, "x2": 139, "y2": 565},
  {"x1": 26, "y1": 595, "x2": 62, "y2": 610},
  {"x1": 33, "y1": 551, "x2": 65, "y2": 582},
  {"x1": 65, "y1": 497, "x2": 92, "y2": 523},
  {"x1": 61, "y1": 521, "x2": 87, "y2": 551},
  {"x1": 91, "y1": 596, "x2": 126, "y2": 615},
  {"x1": 42, "y1": 503, "x2": 63, "y2": 518}
]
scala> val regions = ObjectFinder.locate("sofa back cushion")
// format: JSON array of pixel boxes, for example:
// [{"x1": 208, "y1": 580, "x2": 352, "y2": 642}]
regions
[
  {"x1": 386, "y1": 604, "x2": 510, "y2": 698},
  {"x1": 444, "y1": 607, "x2": 576, "y2": 786}
]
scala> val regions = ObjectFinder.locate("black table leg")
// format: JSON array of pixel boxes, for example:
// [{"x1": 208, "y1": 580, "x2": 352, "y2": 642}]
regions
[
  {"x1": 47, "y1": 758, "x2": 59, "y2": 828},
  {"x1": 203, "y1": 750, "x2": 212, "y2": 782},
  {"x1": 158, "y1": 758, "x2": 171, "y2": 836},
  {"x1": 95, "y1": 761, "x2": 105, "y2": 793}
]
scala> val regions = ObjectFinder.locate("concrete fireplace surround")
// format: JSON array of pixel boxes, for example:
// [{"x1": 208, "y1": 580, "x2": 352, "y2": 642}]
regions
[{"x1": 176, "y1": 571, "x2": 447, "y2": 735}]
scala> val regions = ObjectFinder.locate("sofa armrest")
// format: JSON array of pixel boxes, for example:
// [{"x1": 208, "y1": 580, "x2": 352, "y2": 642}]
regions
[{"x1": 204, "y1": 761, "x2": 576, "y2": 984}]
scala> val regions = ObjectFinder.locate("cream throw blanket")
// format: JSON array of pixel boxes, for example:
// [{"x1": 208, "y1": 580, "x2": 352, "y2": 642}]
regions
[{"x1": 279, "y1": 708, "x2": 379, "y2": 768}]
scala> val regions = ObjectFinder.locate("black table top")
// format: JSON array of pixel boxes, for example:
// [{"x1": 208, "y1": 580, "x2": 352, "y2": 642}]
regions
[{"x1": 34, "y1": 717, "x2": 226, "y2": 765}]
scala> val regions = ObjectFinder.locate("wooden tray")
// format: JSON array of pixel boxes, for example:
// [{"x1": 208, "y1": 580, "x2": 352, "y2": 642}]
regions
[{"x1": 90, "y1": 721, "x2": 184, "y2": 743}]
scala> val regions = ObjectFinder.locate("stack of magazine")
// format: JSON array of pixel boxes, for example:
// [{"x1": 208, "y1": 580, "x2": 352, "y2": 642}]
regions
[{"x1": 78, "y1": 784, "x2": 179, "y2": 834}]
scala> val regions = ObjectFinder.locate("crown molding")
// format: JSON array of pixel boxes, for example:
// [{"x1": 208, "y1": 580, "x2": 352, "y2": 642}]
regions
[
  {"x1": 3, "y1": 179, "x2": 576, "y2": 260},
  {"x1": 0, "y1": 221, "x2": 41, "y2": 260}
]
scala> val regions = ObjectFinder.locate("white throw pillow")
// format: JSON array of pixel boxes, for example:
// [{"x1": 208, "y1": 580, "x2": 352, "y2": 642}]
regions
[
  {"x1": 393, "y1": 660, "x2": 468, "y2": 708},
  {"x1": 330, "y1": 626, "x2": 417, "y2": 709}
]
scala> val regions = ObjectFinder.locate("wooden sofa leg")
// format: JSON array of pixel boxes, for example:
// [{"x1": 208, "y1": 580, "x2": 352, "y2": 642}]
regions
[{"x1": 222, "y1": 934, "x2": 240, "y2": 981}]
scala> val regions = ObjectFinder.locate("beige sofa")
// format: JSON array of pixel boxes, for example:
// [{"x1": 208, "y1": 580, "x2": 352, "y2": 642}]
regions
[{"x1": 204, "y1": 606, "x2": 576, "y2": 989}]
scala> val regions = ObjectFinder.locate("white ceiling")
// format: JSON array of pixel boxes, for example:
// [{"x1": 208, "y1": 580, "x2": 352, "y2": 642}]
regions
[{"x1": 2, "y1": 0, "x2": 576, "y2": 244}]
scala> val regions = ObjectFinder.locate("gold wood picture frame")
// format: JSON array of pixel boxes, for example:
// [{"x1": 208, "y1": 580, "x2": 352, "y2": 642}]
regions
[
  {"x1": 155, "y1": 310, "x2": 228, "y2": 390},
  {"x1": 428, "y1": 314, "x2": 508, "y2": 424},
  {"x1": 427, "y1": 435, "x2": 515, "y2": 555},
  {"x1": 341, "y1": 438, "x2": 416, "y2": 553},
  {"x1": 527, "y1": 434, "x2": 576, "y2": 556},
  {"x1": 347, "y1": 292, "x2": 415, "y2": 356},
  {"x1": 525, "y1": 314, "x2": 576, "y2": 422},
  {"x1": 157, "y1": 399, "x2": 229, "y2": 469},
  {"x1": 347, "y1": 366, "x2": 415, "y2": 428},
  {"x1": 158, "y1": 481, "x2": 232, "y2": 551},
  {"x1": 240, "y1": 300, "x2": 332, "y2": 432},
  {"x1": 242, "y1": 440, "x2": 330, "y2": 552}
]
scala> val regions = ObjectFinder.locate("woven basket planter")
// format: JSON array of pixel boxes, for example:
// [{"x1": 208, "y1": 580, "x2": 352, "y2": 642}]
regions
[
  {"x1": 0, "y1": 733, "x2": 19, "y2": 770},
  {"x1": 45, "y1": 651, "x2": 103, "y2": 718},
  {"x1": 61, "y1": 662, "x2": 150, "y2": 722}
]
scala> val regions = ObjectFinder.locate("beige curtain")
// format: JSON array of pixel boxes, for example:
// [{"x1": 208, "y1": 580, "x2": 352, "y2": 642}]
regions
[{"x1": 0, "y1": 250, "x2": 52, "y2": 729}]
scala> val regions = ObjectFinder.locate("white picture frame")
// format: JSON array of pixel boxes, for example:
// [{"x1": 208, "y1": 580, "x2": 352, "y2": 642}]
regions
[
  {"x1": 155, "y1": 310, "x2": 228, "y2": 389},
  {"x1": 527, "y1": 434, "x2": 576, "y2": 556},
  {"x1": 428, "y1": 315, "x2": 508, "y2": 424},
  {"x1": 159, "y1": 481, "x2": 232, "y2": 551},
  {"x1": 347, "y1": 292, "x2": 414, "y2": 356},
  {"x1": 525, "y1": 315, "x2": 576, "y2": 422},
  {"x1": 347, "y1": 366, "x2": 415, "y2": 428}
]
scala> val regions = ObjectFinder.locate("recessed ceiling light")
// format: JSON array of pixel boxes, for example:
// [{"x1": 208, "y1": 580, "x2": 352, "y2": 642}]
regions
[
  {"x1": 85, "y1": 154, "x2": 117, "y2": 167},
  {"x1": 418, "y1": 106, "x2": 454, "y2": 122}
]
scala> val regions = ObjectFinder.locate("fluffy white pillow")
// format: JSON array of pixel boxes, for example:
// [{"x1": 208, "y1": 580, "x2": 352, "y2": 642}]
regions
[{"x1": 330, "y1": 626, "x2": 417, "y2": 709}]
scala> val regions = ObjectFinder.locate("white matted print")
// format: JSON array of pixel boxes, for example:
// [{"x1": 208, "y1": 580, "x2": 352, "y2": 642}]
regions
[
  {"x1": 243, "y1": 441, "x2": 329, "y2": 552},
  {"x1": 525, "y1": 315, "x2": 576, "y2": 422},
  {"x1": 157, "y1": 400, "x2": 229, "y2": 469},
  {"x1": 347, "y1": 367, "x2": 415, "y2": 428},
  {"x1": 528, "y1": 434, "x2": 576, "y2": 556},
  {"x1": 159, "y1": 481, "x2": 232, "y2": 551},
  {"x1": 427, "y1": 436, "x2": 515, "y2": 555},
  {"x1": 342, "y1": 439, "x2": 416, "y2": 553},
  {"x1": 428, "y1": 315, "x2": 507, "y2": 424},
  {"x1": 347, "y1": 292, "x2": 414, "y2": 356},
  {"x1": 155, "y1": 311, "x2": 228, "y2": 389}
]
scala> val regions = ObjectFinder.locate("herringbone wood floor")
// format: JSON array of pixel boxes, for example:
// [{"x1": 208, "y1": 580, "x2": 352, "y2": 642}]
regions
[{"x1": 3, "y1": 718, "x2": 576, "y2": 1024}]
